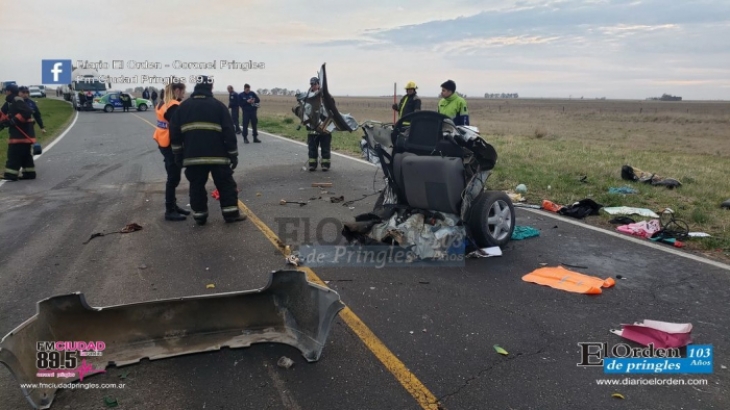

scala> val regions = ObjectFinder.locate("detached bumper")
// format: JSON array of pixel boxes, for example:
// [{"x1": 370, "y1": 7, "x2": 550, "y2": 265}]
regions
[{"x1": 0, "y1": 270, "x2": 344, "y2": 409}]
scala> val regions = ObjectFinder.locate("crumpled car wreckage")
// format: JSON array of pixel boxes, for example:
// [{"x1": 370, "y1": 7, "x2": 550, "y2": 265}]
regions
[
  {"x1": 292, "y1": 63, "x2": 358, "y2": 134},
  {"x1": 0, "y1": 270, "x2": 344, "y2": 409},
  {"x1": 346, "y1": 111, "x2": 516, "y2": 259}
]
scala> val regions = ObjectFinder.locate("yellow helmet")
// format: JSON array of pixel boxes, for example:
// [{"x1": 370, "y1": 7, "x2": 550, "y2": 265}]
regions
[{"x1": 405, "y1": 81, "x2": 417, "y2": 90}]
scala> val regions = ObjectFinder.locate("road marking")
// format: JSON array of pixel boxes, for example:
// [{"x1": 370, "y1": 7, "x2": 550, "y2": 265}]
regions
[
  {"x1": 237, "y1": 199, "x2": 442, "y2": 410},
  {"x1": 250, "y1": 127, "x2": 730, "y2": 272},
  {"x1": 133, "y1": 115, "x2": 443, "y2": 410},
  {"x1": 132, "y1": 113, "x2": 157, "y2": 129},
  {"x1": 0, "y1": 110, "x2": 79, "y2": 190}
]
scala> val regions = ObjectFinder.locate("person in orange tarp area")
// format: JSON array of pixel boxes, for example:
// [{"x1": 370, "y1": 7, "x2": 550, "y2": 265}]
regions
[{"x1": 522, "y1": 265, "x2": 615, "y2": 295}]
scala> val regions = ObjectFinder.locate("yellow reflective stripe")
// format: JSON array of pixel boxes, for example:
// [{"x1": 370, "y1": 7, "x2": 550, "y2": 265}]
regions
[
  {"x1": 182, "y1": 157, "x2": 231, "y2": 166},
  {"x1": 4, "y1": 168, "x2": 19, "y2": 175},
  {"x1": 22, "y1": 168, "x2": 35, "y2": 172},
  {"x1": 228, "y1": 150, "x2": 238, "y2": 155},
  {"x1": 399, "y1": 96, "x2": 409, "y2": 118},
  {"x1": 181, "y1": 122, "x2": 222, "y2": 132},
  {"x1": 222, "y1": 206, "x2": 239, "y2": 214},
  {"x1": 171, "y1": 144, "x2": 183, "y2": 150}
]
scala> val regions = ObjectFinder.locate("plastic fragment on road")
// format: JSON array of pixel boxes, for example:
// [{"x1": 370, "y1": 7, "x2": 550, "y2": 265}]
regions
[
  {"x1": 512, "y1": 226, "x2": 540, "y2": 240},
  {"x1": 277, "y1": 356, "x2": 295, "y2": 369},
  {"x1": 612, "y1": 393, "x2": 625, "y2": 400},
  {"x1": 541, "y1": 200, "x2": 563, "y2": 213},
  {"x1": 522, "y1": 266, "x2": 615, "y2": 295},
  {"x1": 610, "y1": 320, "x2": 693, "y2": 349},
  {"x1": 206, "y1": 283, "x2": 215, "y2": 289},
  {"x1": 602, "y1": 207, "x2": 660, "y2": 218},
  {"x1": 466, "y1": 246, "x2": 502, "y2": 258},
  {"x1": 493, "y1": 345, "x2": 509, "y2": 355}
]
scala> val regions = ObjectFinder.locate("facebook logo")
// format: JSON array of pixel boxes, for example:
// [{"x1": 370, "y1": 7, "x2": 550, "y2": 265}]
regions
[{"x1": 41, "y1": 60, "x2": 72, "y2": 84}]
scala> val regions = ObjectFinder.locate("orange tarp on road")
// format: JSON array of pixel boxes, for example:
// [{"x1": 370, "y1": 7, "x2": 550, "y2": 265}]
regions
[{"x1": 522, "y1": 266, "x2": 616, "y2": 295}]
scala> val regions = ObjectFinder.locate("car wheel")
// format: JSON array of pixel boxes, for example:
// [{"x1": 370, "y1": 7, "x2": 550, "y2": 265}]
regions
[
  {"x1": 466, "y1": 190, "x2": 515, "y2": 248},
  {"x1": 138, "y1": 104, "x2": 147, "y2": 111},
  {"x1": 104, "y1": 105, "x2": 113, "y2": 113}
]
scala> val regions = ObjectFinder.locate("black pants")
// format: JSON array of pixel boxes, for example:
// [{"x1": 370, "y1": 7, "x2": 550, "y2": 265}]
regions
[
  {"x1": 230, "y1": 107, "x2": 241, "y2": 132},
  {"x1": 184, "y1": 164, "x2": 241, "y2": 221},
  {"x1": 307, "y1": 133, "x2": 331, "y2": 169},
  {"x1": 242, "y1": 110, "x2": 258, "y2": 138},
  {"x1": 159, "y1": 147, "x2": 182, "y2": 207},
  {"x1": 3, "y1": 143, "x2": 35, "y2": 180},
  {"x1": 123, "y1": 103, "x2": 130, "y2": 112}
]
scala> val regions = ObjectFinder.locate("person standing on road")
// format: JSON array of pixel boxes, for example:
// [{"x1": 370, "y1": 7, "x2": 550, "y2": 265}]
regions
[
  {"x1": 227, "y1": 85, "x2": 241, "y2": 135},
  {"x1": 120, "y1": 92, "x2": 132, "y2": 112},
  {"x1": 437, "y1": 80, "x2": 469, "y2": 126},
  {"x1": 153, "y1": 81, "x2": 191, "y2": 221},
  {"x1": 19, "y1": 86, "x2": 47, "y2": 136},
  {"x1": 151, "y1": 88, "x2": 158, "y2": 107},
  {"x1": 239, "y1": 84, "x2": 260, "y2": 143},
  {"x1": 170, "y1": 76, "x2": 246, "y2": 225},
  {"x1": 142, "y1": 87, "x2": 150, "y2": 100},
  {"x1": 1, "y1": 84, "x2": 35, "y2": 181},
  {"x1": 392, "y1": 81, "x2": 421, "y2": 121},
  {"x1": 302, "y1": 77, "x2": 331, "y2": 171}
]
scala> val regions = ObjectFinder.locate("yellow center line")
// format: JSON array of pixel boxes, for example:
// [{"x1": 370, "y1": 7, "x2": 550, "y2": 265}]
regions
[{"x1": 133, "y1": 115, "x2": 442, "y2": 410}]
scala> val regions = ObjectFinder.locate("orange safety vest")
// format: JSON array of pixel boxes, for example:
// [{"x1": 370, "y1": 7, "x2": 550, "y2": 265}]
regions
[{"x1": 153, "y1": 99, "x2": 180, "y2": 148}]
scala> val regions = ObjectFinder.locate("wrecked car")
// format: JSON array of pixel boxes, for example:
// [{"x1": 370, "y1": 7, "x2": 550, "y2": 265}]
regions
[
  {"x1": 345, "y1": 110, "x2": 516, "y2": 259},
  {"x1": 0, "y1": 270, "x2": 344, "y2": 409}
]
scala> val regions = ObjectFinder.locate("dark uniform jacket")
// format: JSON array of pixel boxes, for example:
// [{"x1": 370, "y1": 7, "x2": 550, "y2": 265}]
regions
[
  {"x1": 1, "y1": 95, "x2": 34, "y2": 142},
  {"x1": 239, "y1": 91, "x2": 260, "y2": 113},
  {"x1": 394, "y1": 93, "x2": 421, "y2": 118},
  {"x1": 169, "y1": 89, "x2": 238, "y2": 167},
  {"x1": 228, "y1": 91, "x2": 239, "y2": 108}
]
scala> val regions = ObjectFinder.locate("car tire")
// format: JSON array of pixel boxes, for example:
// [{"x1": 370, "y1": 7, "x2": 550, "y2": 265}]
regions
[
  {"x1": 466, "y1": 190, "x2": 515, "y2": 248},
  {"x1": 104, "y1": 105, "x2": 114, "y2": 113},
  {"x1": 138, "y1": 104, "x2": 147, "y2": 112}
]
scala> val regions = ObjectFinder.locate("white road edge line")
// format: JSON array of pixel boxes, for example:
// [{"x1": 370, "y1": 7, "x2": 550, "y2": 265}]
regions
[
  {"x1": 253, "y1": 128, "x2": 730, "y2": 272},
  {"x1": 0, "y1": 108, "x2": 79, "y2": 190}
]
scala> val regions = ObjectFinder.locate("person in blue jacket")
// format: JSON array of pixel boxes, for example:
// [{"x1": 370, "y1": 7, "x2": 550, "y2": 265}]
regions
[
  {"x1": 227, "y1": 85, "x2": 241, "y2": 134},
  {"x1": 239, "y1": 84, "x2": 260, "y2": 143}
]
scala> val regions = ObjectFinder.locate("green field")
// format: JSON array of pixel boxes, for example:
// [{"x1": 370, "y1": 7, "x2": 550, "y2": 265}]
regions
[{"x1": 0, "y1": 98, "x2": 74, "y2": 168}]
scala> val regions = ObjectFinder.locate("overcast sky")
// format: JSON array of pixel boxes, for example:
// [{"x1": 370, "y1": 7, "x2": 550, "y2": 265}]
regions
[{"x1": 2, "y1": 0, "x2": 728, "y2": 99}]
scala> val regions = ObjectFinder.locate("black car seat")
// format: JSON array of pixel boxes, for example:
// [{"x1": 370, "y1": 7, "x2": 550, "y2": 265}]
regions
[{"x1": 389, "y1": 111, "x2": 465, "y2": 215}]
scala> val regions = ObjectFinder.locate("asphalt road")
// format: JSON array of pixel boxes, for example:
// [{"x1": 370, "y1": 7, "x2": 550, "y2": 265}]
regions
[{"x1": 0, "y1": 108, "x2": 728, "y2": 410}]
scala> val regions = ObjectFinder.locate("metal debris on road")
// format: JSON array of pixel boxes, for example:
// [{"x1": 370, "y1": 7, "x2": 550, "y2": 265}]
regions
[
  {"x1": 330, "y1": 195, "x2": 345, "y2": 203},
  {"x1": 312, "y1": 182, "x2": 333, "y2": 188},
  {"x1": 466, "y1": 246, "x2": 502, "y2": 258},
  {"x1": 277, "y1": 356, "x2": 295, "y2": 369},
  {"x1": 83, "y1": 223, "x2": 143, "y2": 244},
  {"x1": 286, "y1": 254, "x2": 300, "y2": 267},
  {"x1": 280, "y1": 199, "x2": 307, "y2": 206}
]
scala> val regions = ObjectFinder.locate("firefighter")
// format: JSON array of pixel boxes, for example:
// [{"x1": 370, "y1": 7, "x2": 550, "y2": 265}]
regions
[
  {"x1": 392, "y1": 81, "x2": 421, "y2": 120},
  {"x1": 153, "y1": 81, "x2": 190, "y2": 221},
  {"x1": 304, "y1": 77, "x2": 331, "y2": 171},
  {"x1": 227, "y1": 85, "x2": 241, "y2": 134},
  {"x1": 437, "y1": 80, "x2": 470, "y2": 126},
  {"x1": 169, "y1": 76, "x2": 246, "y2": 225},
  {"x1": 1, "y1": 84, "x2": 35, "y2": 181},
  {"x1": 239, "y1": 84, "x2": 260, "y2": 143},
  {"x1": 19, "y1": 86, "x2": 47, "y2": 136}
]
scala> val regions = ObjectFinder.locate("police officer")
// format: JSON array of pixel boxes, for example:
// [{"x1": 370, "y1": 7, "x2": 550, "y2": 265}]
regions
[
  {"x1": 1, "y1": 84, "x2": 35, "y2": 181},
  {"x1": 19, "y1": 86, "x2": 47, "y2": 136},
  {"x1": 153, "y1": 81, "x2": 190, "y2": 221},
  {"x1": 239, "y1": 84, "x2": 260, "y2": 143},
  {"x1": 392, "y1": 81, "x2": 421, "y2": 120},
  {"x1": 227, "y1": 85, "x2": 241, "y2": 134},
  {"x1": 170, "y1": 76, "x2": 246, "y2": 225},
  {"x1": 304, "y1": 77, "x2": 331, "y2": 172}
]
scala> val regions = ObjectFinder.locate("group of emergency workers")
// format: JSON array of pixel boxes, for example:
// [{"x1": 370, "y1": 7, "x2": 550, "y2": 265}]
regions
[{"x1": 2, "y1": 74, "x2": 470, "y2": 225}]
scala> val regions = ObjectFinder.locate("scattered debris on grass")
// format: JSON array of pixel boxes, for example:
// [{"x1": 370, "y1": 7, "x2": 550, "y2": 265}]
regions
[
  {"x1": 602, "y1": 207, "x2": 660, "y2": 218},
  {"x1": 621, "y1": 165, "x2": 682, "y2": 189},
  {"x1": 609, "y1": 186, "x2": 638, "y2": 195},
  {"x1": 558, "y1": 199, "x2": 603, "y2": 219}
]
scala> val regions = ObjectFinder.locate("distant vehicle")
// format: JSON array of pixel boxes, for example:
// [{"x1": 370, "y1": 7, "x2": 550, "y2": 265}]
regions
[
  {"x1": 92, "y1": 91, "x2": 151, "y2": 112},
  {"x1": 35, "y1": 85, "x2": 47, "y2": 97},
  {"x1": 65, "y1": 68, "x2": 109, "y2": 110},
  {"x1": 1, "y1": 81, "x2": 17, "y2": 93},
  {"x1": 28, "y1": 86, "x2": 44, "y2": 98}
]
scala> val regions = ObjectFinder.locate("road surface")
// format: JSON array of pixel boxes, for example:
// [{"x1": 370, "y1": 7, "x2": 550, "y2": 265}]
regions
[{"x1": 0, "y1": 108, "x2": 728, "y2": 410}]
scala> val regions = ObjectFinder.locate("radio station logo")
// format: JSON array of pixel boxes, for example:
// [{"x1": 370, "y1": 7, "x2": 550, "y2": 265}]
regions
[{"x1": 35, "y1": 341, "x2": 107, "y2": 380}]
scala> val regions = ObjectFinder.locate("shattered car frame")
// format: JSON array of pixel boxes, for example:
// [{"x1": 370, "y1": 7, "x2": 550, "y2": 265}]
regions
[{"x1": 0, "y1": 270, "x2": 344, "y2": 409}]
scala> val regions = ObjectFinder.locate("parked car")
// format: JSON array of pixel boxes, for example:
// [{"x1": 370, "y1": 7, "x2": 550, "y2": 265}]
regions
[
  {"x1": 92, "y1": 92, "x2": 152, "y2": 112},
  {"x1": 28, "y1": 86, "x2": 44, "y2": 98}
]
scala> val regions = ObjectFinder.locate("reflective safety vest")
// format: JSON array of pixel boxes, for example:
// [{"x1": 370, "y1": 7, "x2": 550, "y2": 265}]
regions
[{"x1": 153, "y1": 100, "x2": 180, "y2": 148}]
